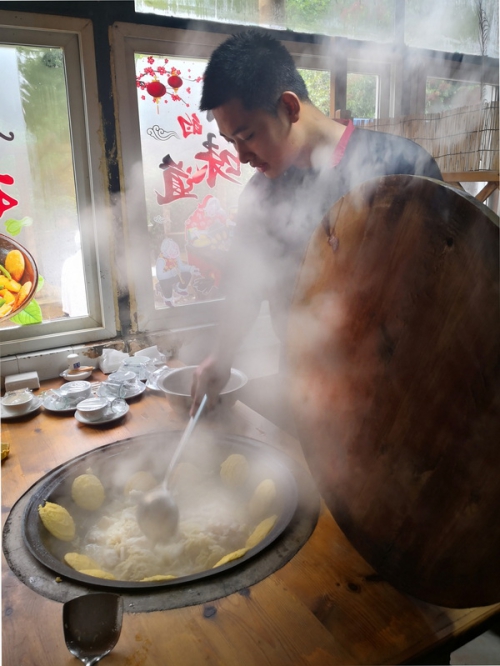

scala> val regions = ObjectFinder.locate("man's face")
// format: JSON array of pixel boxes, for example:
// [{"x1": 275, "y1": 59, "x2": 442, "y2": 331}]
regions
[{"x1": 212, "y1": 97, "x2": 300, "y2": 179}]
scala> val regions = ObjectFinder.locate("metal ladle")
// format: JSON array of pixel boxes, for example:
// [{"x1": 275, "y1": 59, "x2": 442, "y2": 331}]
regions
[
  {"x1": 136, "y1": 393, "x2": 208, "y2": 542},
  {"x1": 63, "y1": 592, "x2": 123, "y2": 665}
]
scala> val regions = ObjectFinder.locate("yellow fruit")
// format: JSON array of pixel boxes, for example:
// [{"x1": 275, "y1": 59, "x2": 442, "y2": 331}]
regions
[
  {"x1": 6, "y1": 279, "x2": 20, "y2": 293},
  {"x1": 15, "y1": 281, "x2": 32, "y2": 308},
  {"x1": 71, "y1": 474, "x2": 105, "y2": 510},
  {"x1": 245, "y1": 515, "x2": 278, "y2": 550},
  {"x1": 0, "y1": 289, "x2": 15, "y2": 304},
  {"x1": 79, "y1": 569, "x2": 116, "y2": 580},
  {"x1": 213, "y1": 548, "x2": 248, "y2": 568},
  {"x1": 0, "y1": 303, "x2": 12, "y2": 318},
  {"x1": 248, "y1": 479, "x2": 277, "y2": 519},
  {"x1": 5, "y1": 250, "x2": 25, "y2": 282},
  {"x1": 124, "y1": 471, "x2": 158, "y2": 494},
  {"x1": 220, "y1": 454, "x2": 249, "y2": 488},
  {"x1": 64, "y1": 552, "x2": 101, "y2": 572},
  {"x1": 140, "y1": 574, "x2": 177, "y2": 582},
  {"x1": 38, "y1": 502, "x2": 76, "y2": 542}
]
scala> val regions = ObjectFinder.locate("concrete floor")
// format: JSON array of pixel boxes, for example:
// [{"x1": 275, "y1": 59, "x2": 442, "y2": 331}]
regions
[{"x1": 450, "y1": 622, "x2": 500, "y2": 665}]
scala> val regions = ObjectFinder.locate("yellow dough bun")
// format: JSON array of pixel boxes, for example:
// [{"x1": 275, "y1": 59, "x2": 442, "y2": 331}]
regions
[{"x1": 38, "y1": 502, "x2": 76, "y2": 542}]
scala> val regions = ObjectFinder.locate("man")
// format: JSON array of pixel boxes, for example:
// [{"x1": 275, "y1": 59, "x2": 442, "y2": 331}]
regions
[{"x1": 190, "y1": 29, "x2": 442, "y2": 414}]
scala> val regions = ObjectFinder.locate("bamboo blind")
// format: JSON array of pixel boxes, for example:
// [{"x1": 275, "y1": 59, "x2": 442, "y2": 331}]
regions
[{"x1": 358, "y1": 102, "x2": 499, "y2": 174}]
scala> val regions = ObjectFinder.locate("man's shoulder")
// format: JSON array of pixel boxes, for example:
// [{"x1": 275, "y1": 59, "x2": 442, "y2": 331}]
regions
[
  {"x1": 346, "y1": 126, "x2": 443, "y2": 179},
  {"x1": 350, "y1": 126, "x2": 424, "y2": 152}
]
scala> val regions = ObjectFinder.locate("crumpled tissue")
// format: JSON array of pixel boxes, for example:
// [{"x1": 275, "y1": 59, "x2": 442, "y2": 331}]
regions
[
  {"x1": 134, "y1": 345, "x2": 168, "y2": 364},
  {"x1": 98, "y1": 348, "x2": 129, "y2": 374}
]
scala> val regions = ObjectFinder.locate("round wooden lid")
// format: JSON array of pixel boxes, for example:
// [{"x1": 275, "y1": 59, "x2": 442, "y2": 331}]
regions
[{"x1": 288, "y1": 175, "x2": 500, "y2": 608}]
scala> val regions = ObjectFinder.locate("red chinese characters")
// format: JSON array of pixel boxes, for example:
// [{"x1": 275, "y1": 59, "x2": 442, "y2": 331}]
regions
[
  {"x1": 194, "y1": 133, "x2": 241, "y2": 188},
  {"x1": 155, "y1": 155, "x2": 206, "y2": 205},
  {"x1": 0, "y1": 174, "x2": 19, "y2": 218},
  {"x1": 177, "y1": 113, "x2": 203, "y2": 138}
]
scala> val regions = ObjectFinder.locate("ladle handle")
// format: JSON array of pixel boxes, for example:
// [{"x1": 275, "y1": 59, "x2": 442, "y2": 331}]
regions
[{"x1": 165, "y1": 393, "x2": 208, "y2": 483}]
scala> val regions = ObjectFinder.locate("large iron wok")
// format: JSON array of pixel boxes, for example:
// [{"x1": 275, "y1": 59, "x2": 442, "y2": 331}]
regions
[{"x1": 23, "y1": 431, "x2": 299, "y2": 590}]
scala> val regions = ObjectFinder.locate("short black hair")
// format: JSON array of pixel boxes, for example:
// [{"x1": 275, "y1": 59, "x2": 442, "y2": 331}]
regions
[{"x1": 200, "y1": 29, "x2": 310, "y2": 114}]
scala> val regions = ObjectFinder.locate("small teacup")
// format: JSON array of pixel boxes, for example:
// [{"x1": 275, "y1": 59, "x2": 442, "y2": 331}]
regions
[
  {"x1": 119, "y1": 356, "x2": 152, "y2": 381},
  {"x1": 108, "y1": 370, "x2": 136, "y2": 386},
  {"x1": 2, "y1": 389, "x2": 34, "y2": 414},
  {"x1": 101, "y1": 370, "x2": 138, "y2": 398},
  {"x1": 76, "y1": 397, "x2": 110, "y2": 422},
  {"x1": 59, "y1": 380, "x2": 92, "y2": 406}
]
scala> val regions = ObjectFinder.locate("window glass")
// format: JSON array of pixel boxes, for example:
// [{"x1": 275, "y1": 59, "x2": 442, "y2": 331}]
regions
[
  {"x1": 1, "y1": 44, "x2": 87, "y2": 329},
  {"x1": 405, "y1": 0, "x2": 499, "y2": 58},
  {"x1": 425, "y1": 77, "x2": 481, "y2": 112},
  {"x1": 286, "y1": 0, "x2": 395, "y2": 40},
  {"x1": 426, "y1": 77, "x2": 498, "y2": 112},
  {"x1": 135, "y1": 0, "x2": 396, "y2": 41},
  {"x1": 134, "y1": 0, "x2": 261, "y2": 25},
  {"x1": 299, "y1": 68, "x2": 330, "y2": 116},
  {"x1": 1, "y1": 15, "x2": 114, "y2": 355},
  {"x1": 347, "y1": 73, "x2": 379, "y2": 119},
  {"x1": 135, "y1": 53, "x2": 252, "y2": 310}
]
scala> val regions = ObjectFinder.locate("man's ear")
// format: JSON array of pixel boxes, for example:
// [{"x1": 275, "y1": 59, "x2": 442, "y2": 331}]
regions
[{"x1": 280, "y1": 91, "x2": 301, "y2": 123}]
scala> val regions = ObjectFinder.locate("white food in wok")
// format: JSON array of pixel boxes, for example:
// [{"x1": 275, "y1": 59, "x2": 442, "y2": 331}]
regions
[
  {"x1": 76, "y1": 483, "x2": 253, "y2": 581},
  {"x1": 43, "y1": 454, "x2": 285, "y2": 583}
]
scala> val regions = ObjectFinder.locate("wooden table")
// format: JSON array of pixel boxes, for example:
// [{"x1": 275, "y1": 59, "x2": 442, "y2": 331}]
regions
[{"x1": 2, "y1": 372, "x2": 499, "y2": 666}]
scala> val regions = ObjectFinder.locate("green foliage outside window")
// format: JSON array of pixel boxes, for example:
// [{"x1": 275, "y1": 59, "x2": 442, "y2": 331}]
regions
[
  {"x1": 299, "y1": 69, "x2": 330, "y2": 116},
  {"x1": 425, "y1": 78, "x2": 481, "y2": 113},
  {"x1": 346, "y1": 73, "x2": 377, "y2": 119},
  {"x1": 17, "y1": 48, "x2": 76, "y2": 225}
]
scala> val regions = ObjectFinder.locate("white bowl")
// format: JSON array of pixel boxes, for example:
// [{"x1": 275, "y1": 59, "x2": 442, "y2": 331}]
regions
[
  {"x1": 76, "y1": 397, "x2": 109, "y2": 422},
  {"x1": 1, "y1": 390, "x2": 34, "y2": 413},
  {"x1": 157, "y1": 366, "x2": 248, "y2": 412}
]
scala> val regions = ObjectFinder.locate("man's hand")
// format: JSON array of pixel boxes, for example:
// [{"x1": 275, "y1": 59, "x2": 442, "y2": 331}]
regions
[{"x1": 190, "y1": 354, "x2": 232, "y2": 416}]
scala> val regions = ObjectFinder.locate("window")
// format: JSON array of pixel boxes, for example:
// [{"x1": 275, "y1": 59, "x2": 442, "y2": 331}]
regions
[
  {"x1": 135, "y1": 52, "x2": 252, "y2": 315},
  {"x1": 299, "y1": 68, "x2": 331, "y2": 116},
  {"x1": 286, "y1": 0, "x2": 396, "y2": 42},
  {"x1": 135, "y1": 0, "x2": 262, "y2": 26},
  {"x1": 135, "y1": 0, "x2": 397, "y2": 41},
  {"x1": 346, "y1": 57, "x2": 391, "y2": 120},
  {"x1": 406, "y1": 0, "x2": 499, "y2": 58},
  {"x1": 111, "y1": 24, "x2": 257, "y2": 332},
  {"x1": 426, "y1": 77, "x2": 498, "y2": 112},
  {"x1": 347, "y1": 73, "x2": 379, "y2": 119},
  {"x1": 0, "y1": 12, "x2": 115, "y2": 356}
]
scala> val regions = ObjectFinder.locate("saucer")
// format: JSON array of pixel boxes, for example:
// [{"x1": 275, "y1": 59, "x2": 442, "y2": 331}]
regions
[
  {"x1": 74, "y1": 399, "x2": 129, "y2": 425},
  {"x1": 145, "y1": 366, "x2": 173, "y2": 392},
  {"x1": 123, "y1": 382, "x2": 146, "y2": 399},
  {"x1": 60, "y1": 369, "x2": 93, "y2": 382},
  {"x1": 42, "y1": 394, "x2": 78, "y2": 414},
  {"x1": 1, "y1": 396, "x2": 43, "y2": 420},
  {"x1": 97, "y1": 381, "x2": 146, "y2": 401}
]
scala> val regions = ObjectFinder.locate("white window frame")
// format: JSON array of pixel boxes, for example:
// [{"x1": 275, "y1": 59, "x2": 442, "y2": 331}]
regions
[
  {"x1": 347, "y1": 59, "x2": 392, "y2": 119},
  {"x1": 0, "y1": 11, "x2": 116, "y2": 357}
]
